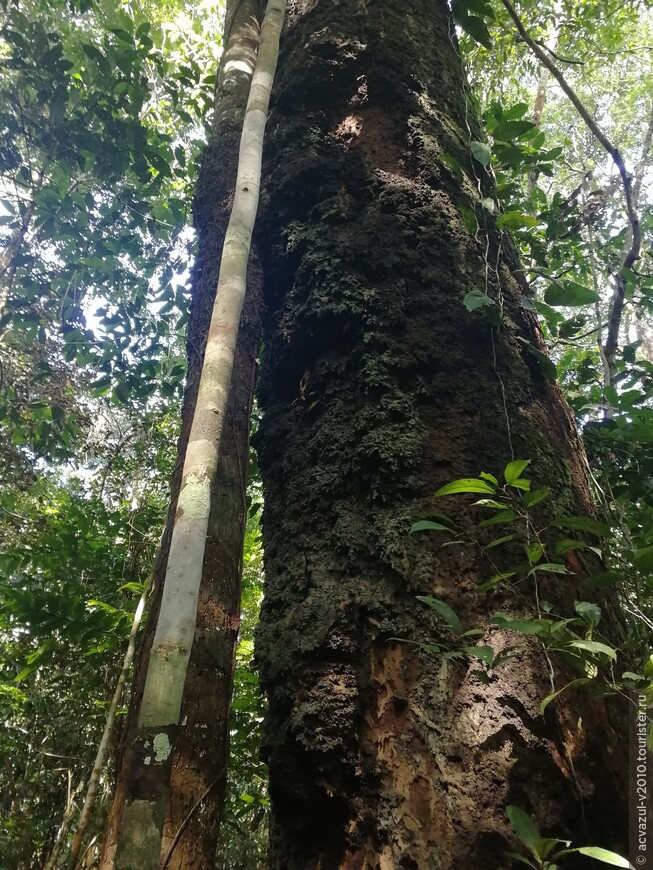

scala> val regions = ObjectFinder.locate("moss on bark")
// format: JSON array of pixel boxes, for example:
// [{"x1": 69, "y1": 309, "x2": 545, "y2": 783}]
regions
[{"x1": 254, "y1": 1, "x2": 627, "y2": 867}]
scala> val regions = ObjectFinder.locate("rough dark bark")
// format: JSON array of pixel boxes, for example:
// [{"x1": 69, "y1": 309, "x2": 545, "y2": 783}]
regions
[
  {"x1": 98, "y1": 2, "x2": 265, "y2": 867},
  {"x1": 254, "y1": 1, "x2": 627, "y2": 868}
]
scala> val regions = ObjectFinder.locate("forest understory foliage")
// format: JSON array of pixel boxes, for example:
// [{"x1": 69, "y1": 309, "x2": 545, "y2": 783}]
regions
[{"x1": 0, "y1": 0, "x2": 652, "y2": 867}]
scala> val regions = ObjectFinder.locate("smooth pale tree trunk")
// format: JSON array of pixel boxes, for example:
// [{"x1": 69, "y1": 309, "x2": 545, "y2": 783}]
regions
[
  {"x1": 99, "y1": 2, "x2": 267, "y2": 867},
  {"x1": 111, "y1": 0, "x2": 284, "y2": 864},
  {"x1": 254, "y1": 1, "x2": 628, "y2": 867},
  {"x1": 161, "y1": 4, "x2": 270, "y2": 864}
]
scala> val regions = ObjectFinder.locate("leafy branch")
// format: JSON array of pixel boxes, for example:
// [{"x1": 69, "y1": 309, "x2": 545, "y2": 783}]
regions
[
  {"x1": 409, "y1": 459, "x2": 653, "y2": 710},
  {"x1": 499, "y1": 0, "x2": 642, "y2": 382},
  {"x1": 507, "y1": 805, "x2": 630, "y2": 868}
]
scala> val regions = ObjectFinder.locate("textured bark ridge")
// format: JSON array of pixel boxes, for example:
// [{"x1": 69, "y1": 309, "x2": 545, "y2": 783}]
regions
[
  {"x1": 99, "y1": 3, "x2": 265, "y2": 868},
  {"x1": 255, "y1": 1, "x2": 627, "y2": 868}
]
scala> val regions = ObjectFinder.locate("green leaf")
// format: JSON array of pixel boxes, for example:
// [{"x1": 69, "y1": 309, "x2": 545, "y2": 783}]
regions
[
  {"x1": 478, "y1": 570, "x2": 516, "y2": 592},
  {"x1": 523, "y1": 487, "x2": 549, "y2": 508},
  {"x1": 525, "y1": 542, "x2": 544, "y2": 565},
  {"x1": 416, "y1": 596, "x2": 462, "y2": 634},
  {"x1": 540, "y1": 678, "x2": 591, "y2": 713},
  {"x1": 555, "y1": 539, "x2": 585, "y2": 556},
  {"x1": 466, "y1": 645, "x2": 495, "y2": 667},
  {"x1": 90, "y1": 375, "x2": 112, "y2": 396},
  {"x1": 557, "y1": 847, "x2": 630, "y2": 867},
  {"x1": 119, "y1": 582, "x2": 146, "y2": 594},
  {"x1": 501, "y1": 102, "x2": 529, "y2": 120},
  {"x1": 504, "y1": 459, "x2": 530, "y2": 485},
  {"x1": 474, "y1": 499, "x2": 509, "y2": 509},
  {"x1": 582, "y1": 572, "x2": 621, "y2": 590},
  {"x1": 534, "y1": 300, "x2": 564, "y2": 332},
  {"x1": 517, "y1": 338, "x2": 557, "y2": 382},
  {"x1": 551, "y1": 517, "x2": 610, "y2": 537},
  {"x1": 239, "y1": 794, "x2": 256, "y2": 804},
  {"x1": 453, "y1": 0, "x2": 494, "y2": 17},
  {"x1": 471, "y1": 140, "x2": 492, "y2": 167},
  {"x1": 411, "y1": 520, "x2": 452, "y2": 533},
  {"x1": 478, "y1": 510, "x2": 518, "y2": 527},
  {"x1": 441, "y1": 153, "x2": 464, "y2": 181},
  {"x1": 485, "y1": 533, "x2": 517, "y2": 549},
  {"x1": 506, "y1": 805, "x2": 541, "y2": 853},
  {"x1": 491, "y1": 615, "x2": 545, "y2": 635},
  {"x1": 569, "y1": 640, "x2": 617, "y2": 661},
  {"x1": 621, "y1": 672, "x2": 645, "y2": 682},
  {"x1": 463, "y1": 289, "x2": 496, "y2": 312},
  {"x1": 460, "y1": 205, "x2": 478, "y2": 233},
  {"x1": 436, "y1": 478, "x2": 496, "y2": 496},
  {"x1": 496, "y1": 211, "x2": 538, "y2": 230},
  {"x1": 81, "y1": 43, "x2": 111, "y2": 77},
  {"x1": 110, "y1": 27, "x2": 133, "y2": 42},
  {"x1": 112, "y1": 382, "x2": 130, "y2": 404},
  {"x1": 506, "y1": 853, "x2": 538, "y2": 869},
  {"x1": 644, "y1": 655, "x2": 653, "y2": 679},
  {"x1": 537, "y1": 837, "x2": 571, "y2": 859},
  {"x1": 527, "y1": 562, "x2": 569, "y2": 577},
  {"x1": 634, "y1": 545, "x2": 653, "y2": 573},
  {"x1": 460, "y1": 14, "x2": 492, "y2": 48},
  {"x1": 574, "y1": 600, "x2": 601, "y2": 626},
  {"x1": 492, "y1": 120, "x2": 536, "y2": 141},
  {"x1": 544, "y1": 281, "x2": 599, "y2": 307},
  {"x1": 480, "y1": 471, "x2": 498, "y2": 485}
]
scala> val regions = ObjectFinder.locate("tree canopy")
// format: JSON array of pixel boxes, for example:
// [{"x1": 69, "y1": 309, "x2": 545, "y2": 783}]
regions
[{"x1": 1, "y1": 0, "x2": 652, "y2": 866}]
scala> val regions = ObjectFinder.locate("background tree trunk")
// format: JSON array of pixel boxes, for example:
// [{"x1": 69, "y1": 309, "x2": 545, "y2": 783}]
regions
[
  {"x1": 99, "y1": 2, "x2": 265, "y2": 867},
  {"x1": 254, "y1": 1, "x2": 627, "y2": 867}
]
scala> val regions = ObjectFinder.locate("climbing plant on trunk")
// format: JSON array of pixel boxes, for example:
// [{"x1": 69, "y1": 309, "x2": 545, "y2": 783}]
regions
[{"x1": 253, "y1": 1, "x2": 628, "y2": 867}]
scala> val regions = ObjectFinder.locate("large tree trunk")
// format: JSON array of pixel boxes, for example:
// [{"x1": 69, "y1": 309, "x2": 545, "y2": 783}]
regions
[
  {"x1": 254, "y1": 1, "x2": 627, "y2": 867},
  {"x1": 99, "y1": 2, "x2": 264, "y2": 867}
]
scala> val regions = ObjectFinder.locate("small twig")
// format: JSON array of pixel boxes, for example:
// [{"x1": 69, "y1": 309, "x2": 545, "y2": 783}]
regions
[
  {"x1": 534, "y1": 39, "x2": 584, "y2": 65},
  {"x1": 160, "y1": 768, "x2": 226, "y2": 870},
  {"x1": 603, "y1": 101, "x2": 653, "y2": 378}
]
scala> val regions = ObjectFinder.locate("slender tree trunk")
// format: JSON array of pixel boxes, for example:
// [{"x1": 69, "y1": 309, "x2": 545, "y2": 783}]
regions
[
  {"x1": 98, "y1": 3, "x2": 265, "y2": 867},
  {"x1": 603, "y1": 99, "x2": 653, "y2": 386},
  {"x1": 69, "y1": 561, "x2": 156, "y2": 868},
  {"x1": 43, "y1": 773, "x2": 84, "y2": 870},
  {"x1": 254, "y1": 2, "x2": 627, "y2": 867},
  {"x1": 0, "y1": 201, "x2": 34, "y2": 331},
  {"x1": 532, "y1": 69, "x2": 548, "y2": 126}
]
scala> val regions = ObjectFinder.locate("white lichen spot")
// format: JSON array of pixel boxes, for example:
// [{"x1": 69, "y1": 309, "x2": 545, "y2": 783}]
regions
[
  {"x1": 223, "y1": 58, "x2": 255, "y2": 76},
  {"x1": 177, "y1": 474, "x2": 211, "y2": 519},
  {"x1": 153, "y1": 732, "x2": 172, "y2": 762},
  {"x1": 144, "y1": 756, "x2": 152, "y2": 765}
]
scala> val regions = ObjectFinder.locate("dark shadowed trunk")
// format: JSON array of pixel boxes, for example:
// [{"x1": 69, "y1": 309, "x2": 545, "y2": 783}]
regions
[
  {"x1": 99, "y1": 2, "x2": 264, "y2": 867},
  {"x1": 254, "y1": 1, "x2": 627, "y2": 867}
]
